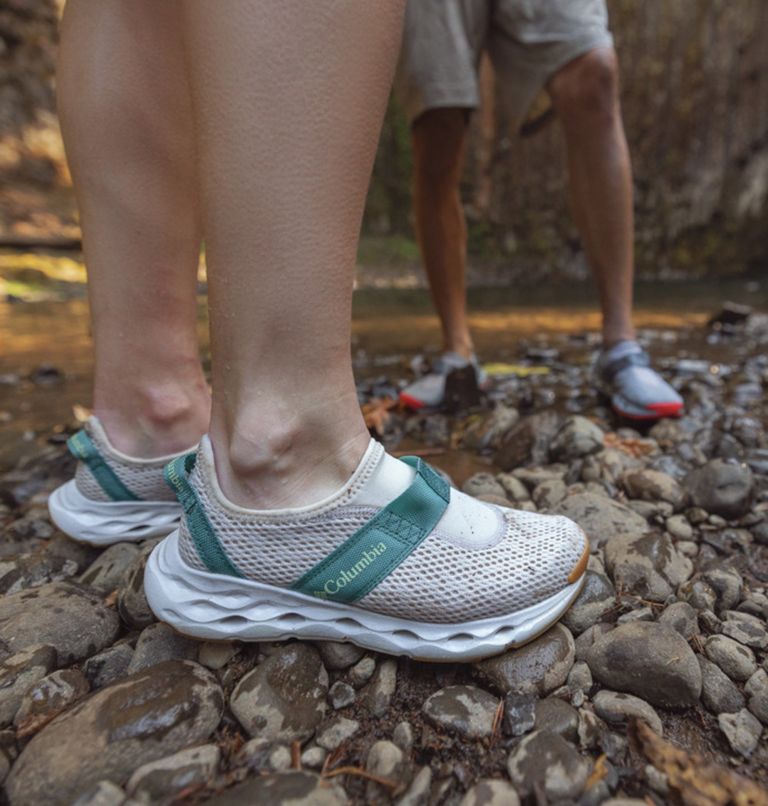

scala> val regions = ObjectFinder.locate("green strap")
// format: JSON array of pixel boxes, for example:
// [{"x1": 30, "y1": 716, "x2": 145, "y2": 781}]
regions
[
  {"x1": 67, "y1": 430, "x2": 139, "y2": 502},
  {"x1": 164, "y1": 454, "x2": 243, "y2": 578},
  {"x1": 291, "y1": 456, "x2": 450, "y2": 603}
]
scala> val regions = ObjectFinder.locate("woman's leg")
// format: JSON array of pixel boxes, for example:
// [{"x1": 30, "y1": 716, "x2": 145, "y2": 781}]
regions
[
  {"x1": 181, "y1": 1, "x2": 404, "y2": 508},
  {"x1": 58, "y1": 0, "x2": 210, "y2": 458}
]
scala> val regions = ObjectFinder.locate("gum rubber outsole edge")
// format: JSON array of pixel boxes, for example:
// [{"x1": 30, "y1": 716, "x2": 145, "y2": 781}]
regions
[
  {"x1": 144, "y1": 530, "x2": 588, "y2": 662},
  {"x1": 48, "y1": 480, "x2": 181, "y2": 546}
]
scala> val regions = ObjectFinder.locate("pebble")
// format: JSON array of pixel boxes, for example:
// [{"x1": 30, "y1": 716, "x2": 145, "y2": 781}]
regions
[
  {"x1": 461, "y1": 405, "x2": 519, "y2": 452},
  {"x1": 348, "y1": 655, "x2": 376, "y2": 687},
  {"x1": 126, "y1": 622, "x2": 199, "y2": 673},
  {"x1": 685, "y1": 460, "x2": 755, "y2": 519},
  {"x1": 666, "y1": 514, "x2": 693, "y2": 540},
  {"x1": 503, "y1": 692, "x2": 537, "y2": 737},
  {"x1": 70, "y1": 780, "x2": 126, "y2": 806},
  {"x1": 316, "y1": 717, "x2": 360, "y2": 751},
  {"x1": 0, "y1": 582, "x2": 119, "y2": 665},
  {"x1": 301, "y1": 745, "x2": 327, "y2": 769},
  {"x1": 365, "y1": 740, "x2": 408, "y2": 802},
  {"x1": 531, "y1": 479, "x2": 567, "y2": 509},
  {"x1": 586, "y1": 622, "x2": 702, "y2": 708},
  {"x1": 496, "y1": 473, "x2": 530, "y2": 502},
  {"x1": 507, "y1": 729, "x2": 589, "y2": 800},
  {"x1": 77, "y1": 543, "x2": 140, "y2": 594},
  {"x1": 423, "y1": 685, "x2": 499, "y2": 739},
  {"x1": 393, "y1": 721, "x2": 414, "y2": 752},
  {"x1": 5, "y1": 660, "x2": 223, "y2": 806},
  {"x1": 561, "y1": 571, "x2": 616, "y2": 635},
  {"x1": 552, "y1": 492, "x2": 649, "y2": 547},
  {"x1": 533, "y1": 696, "x2": 579, "y2": 741},
  {"x1": 718, "y1": 709, "x2": 763, "y2": 758},
  {"x1": 198, "y1": 641, "x2": 238, "y2": 670},
  {"x1": 83, "y1": 644, "x2": 134, "y2": 689},
  {"x1": 116, "y1": 546, "x2": 157, "y2": 630},
  {"x1": 269, "y1": 745, "x2": 292, "y2": 771},
  {"x1": 621, "y1": 469, "x2": 686, "y2": 510},
  {"x1": 702, "y1": 568, "x2": 743, "y2": 612},
  {"x1": 567, "y1": 661, "x2": 593, "y2": 706},
  {"x1": 574, "y1": 623, "x2": 613, "y2": 662},
  {"x1": 458, "y1": 779, "x2": 520, "y2": 806},
  {"x1": 396, "y1": 765, "x2": 431, "y2": 806},
  {"x1": 328, "y1": 680, "x2": 355, "y2": 710},
  {"x1": 617, "y1": 606, "x2": 654, "y2": 624},
  {"x1": 13, "y1": 669, "x2": 89, "y2": 735},
  {"x1": 495, "y1": 411, "x2": 561, "y2": 470},
  {"x1": 206, "y1": 771, "x2": 347, "y2": 806},
  {"x1": 230, "y1": 642, "x2": 328, "y2": 742},
  {"x1": 658, "y1": 601, "x2": 699, "y2": 639},
  {"x1": 592, "y1": 690, "x2": 663, "y2": 735},
  {"x1": 721, "y1": 611, "x2": 768, "y2": 650},
  {"x1": 704, "y1": 635, "x2": 757, "y2": 682},
  {"x1": 364, "y1": 658, "x2": 397, "y2": 717},
  {"x1": 745, "y1": 669, "x2": 768, "y2": 724},
  {"x1": 474, "y1": 623, "x2": 574, "y2": 696},
  {"x1": 0, "y1": 645, "x2": 57, "y2": 727},
  {"x1": 462, "y1": 473, "x2": 508, "y2": 500},
  {"x1": 125, "y1": 744, "x2": 220, "y2": 800},
  {"x1": 314, "y1": 641, "x2": 365, "y2": 671},
  {"x1": 698, "y1": 656, "x2": 745, "y2": 714},
  {"x1": 549, "y1": 415, "x2": 605, "y2": 461}
]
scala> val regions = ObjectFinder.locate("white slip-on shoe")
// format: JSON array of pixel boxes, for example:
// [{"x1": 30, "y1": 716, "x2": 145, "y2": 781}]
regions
[
  {"x1": 48, "y1": 417, "x2": 190, "y2": 546},
  {"x1": 144, "y1": 437, "x2": 589, "y2": 662}
]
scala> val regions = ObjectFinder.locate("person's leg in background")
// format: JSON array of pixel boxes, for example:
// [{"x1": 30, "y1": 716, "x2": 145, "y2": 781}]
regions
[{"x1": 57, "y1": 0, "x2": 209, "y2": 459}]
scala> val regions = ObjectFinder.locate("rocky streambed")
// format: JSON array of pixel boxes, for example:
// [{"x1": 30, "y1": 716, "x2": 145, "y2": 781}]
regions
[{"x1": 0, "y1": 315, "x2": 767, "y2": 804}]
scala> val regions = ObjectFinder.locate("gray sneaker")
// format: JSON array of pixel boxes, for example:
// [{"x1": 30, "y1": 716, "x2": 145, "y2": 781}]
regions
[
  {"x1": 598, "y1": 341, "x2": 683, "y2": 420},
  {"x1": 399, "y1": 352, "x2": 487, "y2": 410}
]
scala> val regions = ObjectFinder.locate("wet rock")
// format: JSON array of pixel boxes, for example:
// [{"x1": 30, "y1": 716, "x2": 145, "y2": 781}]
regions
[
  {"x1": 697, "y1": 656, "x2": 745, "y2": 715},
  {"x1": 680, "y1": 578, "x2": 717, "y2": 612},
  {"x1": 198, "y1": 641, "x2": 238, "y2": 671},
  {"x1": 316, "y1": 716, "x2": 360, "y2": 751},
  {"x1": 396, "y1": 765, "x2": 431, "y2": 806},
  {"x1": 230, "y1": 642, "x2": 328, "y2": 742},
  {"x1": 364, "y1": 657, "x2": 397, "y2": 717},
  {"x1": 685, "y1": 460, "x2": 754, "y2": 519},
  {"x1": 462, "y1": 405, "x2": 519, "y2": 452},
  {"x1": 574, "y1": 623, "x2": 613, "y2": 662},
  {"x1": 349, "y1": 655, "x2": 376, "y2": 688},
  {"x1": 458, "y1": 779, "x2": 520, "y2": 806},
  {"x1": 551, "y1": 492, "x2": 648, "y2": 547},
  {"x1": 718, "y1": 709, "x2": 763, "y2": 758},
  {"x1": 474, "y1": 624, "x2": 575, "y2": 696},
  {"x1": 14, "y1": 669, "x2": 89, "y2": 736},
  {"x1": 495, "y1": 411, "x2": 562, "y2": 471},
  {"x1": 533, "y1": 697, "x2": 579, "y2": 741},
  {"x1": 328, "y1": 680, "x2": 355, "y2": 710},
  {"x1": 621, "y1": 469, "x2": 686, "y2": 510},
  {"x1": 549, "y1": 416, "x2": 604, "y2": 461},
  {"x1": 393, "y1": 720, "x2": 414, "y2": 752},
  {"x1": 0, "y1": 645, "x2": 57, "y2": 727},
  {"x1": 658, "y1": 602, "x2": 699, "y2": 640},
  {"x1": 83, "y1": 644, "x2": 134, "y2": 689},
  {"x1": 507, "y1": 730, "x2": 589, "y2": 800},
  {"x1": 0, "y1": 582, "x2": 119, "y2": 665},
  {"x1": 423, "y1": 685, "x2": 499, "y2": 739},
  {"x1": 366, "y1": 740, "x2": 409, "y2": 802},
  {"x1": 561, "y1": 571, "x2": 616, "y2": 635},
  {"x1": 78, "y1": 543, "x2": 140, "y2": 594},
  {"x1": 125, "y1": 743, "x2": 220, "y2": 800},
  {"x1": 745, "y1": 670, "x2": 768, "y2": 724},
  {"x1": 702, "y1": 568, "x2": 743, "y2": 612},
  {"x1": 721, "y1": 611, "x2": 768, "y2": 650},
  {"x1": 502, "y1": 692, "x2": 536, "y2": 737},
  {"x1": 207, "y1": 771, "x2": 346, "y2": 806},
  {"x1": 586, "y1": 622, "x2": 701, "y2": 708},
  {"x1": 127, "y1": 622, "x2": 199, "y2": 673},
  {"x1": 567, "y1": 661, "x2": 593, "y2": 706},
  {"x1": 462, "y1": 473, "x2": 507, "y2": 500},
  {"x1": 116, "y1": 544, "x2": 158, "y2": 630},
  {"x1": 592, "y1": 690, "x2": 663, "y2": 735},
  {"x1": 666, "y1": 514, "x2": 694, "y2": 540},
  {"x1": 6, "y1": 660, "x2": 224, "y2": 806},
  {"x1": 314, "y1": 641, "x2": 365, "y2": 671},
  {"x1": 603, "y1": 532, "x2": 691, "y2": 602},
  {"x1": 704, "y1": 635, "x2": 757, "y2": 682},
  {"x1": 71, "y1": 780, "x2": 125, "y2": 806}
]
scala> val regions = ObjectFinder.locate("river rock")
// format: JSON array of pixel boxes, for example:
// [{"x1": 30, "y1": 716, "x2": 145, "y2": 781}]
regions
[
  {"x1": 127, "y1": 622, "x2": 199, "y2": 673},
  {"x1": 14, "y1": 668, "x2": 90, "y2": 736},
  {"x1": 704, "y1": 635, "x2": 757, "y2": 682},
  {"x1": 349, "y1": 656, "x2": 376, "y2": 688},
  {"x1": 551, "y1": 493, "x2": 648, "y2": 547},
  {"x1": 702, "y1": 568, "x2": 743, "y2": 612},
  {"x1": 71, "y1": 780, "x2": 125, "y2": 806},
  {"x1": 698, "y1": 656, "x2": 745, "y2": 714},
  {"x1": 328, "y1": 681, "x2": 355, "y2": 710},
  {"x1": 495, "y1": 411, "x2": 562, "y2": 471},
  {"x1": 561, "y1": 571, "x2": 616, "y2": 635},
  {"x1": 658, "y1": 602, "x2": 698, "y2": 640},
  {"x1": 745, "y1": 670, "x2": 768, "y2": 724},
  {"x1": 207, "y1": 771, "x2": 347, "y2": 805},
  {"x1": 459, "y1": 780, "x2": 520, "y2": 806},
  {"x1": 503, "y1": 692, "x2": 537, "y2": 736},
  {"x1": 125, "y1": 744, "x2": 220, "y2": 800},
  {"x1": 462, "y1": 405, "x2": 519, "y2": 452},
  {"x1": 314, "y1": 641, "x2": 365, "y2": 671},
  {"x1": 423, "y1": 685, "x2": 499, "y2": 739},
  {"x1": 532, "y1": 479, "x2": 567, "y2": 509},
  {"x1": 230, "y1": 642, "x2": 328, "y2": 742},
  {"x1": 533, "y1": 697, "x2": 579, "y2": 741},
  {"x1": 497, "y1": 473, "x2": 531, "y2": 502},
  {"x1": 116, "y1": 545, "x2": 157, "y2": 630},
  {"x1": 83, "y1": 644, "x2": 134, "y2": 689},
  {"x1": 364, "y1": 658, "x2": 397, "y2": 716},
  {"x1": 592, "y1": 690, "x2": 663, "y2": 735},
  {"x1": 0, "y1": 582, "x2": 119, "y2": 665},
  {"x1": 721, "y1": 611, "x2": 768, "y2": 650},
  {"x1": 0, "y1": 645, "x2": 57, "y2": 727},
  {"x1": 586, "y1": 622, "x2": 701, "y2": 708},
  {"x1": 5, "y1": 660, "x2": 224, "y2": 806},
  {"x1": 621, "y1": 469, "x2": 686, "y2": 510},
  {"x1": 462, "y1": 473, "x2": 507, "y2": 500},
  {"x1": 366, "y1": 740, "x2": 409, "y2": 802},
  {"x1": 316, "y1": 716, "x2": 360, "y2": 751},
  {"x1": 718, "y1": 709, "x2": 763, "y2": 758},
  {"x1": 685, "y1": 460, "x2": 754, "y2": 519},
  {"x1": 507, "y1": 730, "x2": 589, "y2": 800},
  {"x1": 666, "y1": 514, "x2": 693, "y2": 540},
  {"x1": 474, "y1": 624, "x2": 574, "y2": 696},
  {"x1": 549, "y1": 416, "x2": 604, "y2": 461},
  {"x1": 78, "y1": 543, "x2": 140, "y2": 594}
]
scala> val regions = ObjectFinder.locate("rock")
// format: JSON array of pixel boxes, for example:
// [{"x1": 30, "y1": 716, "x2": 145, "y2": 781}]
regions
[
  {"x1": 348, "y1": 656, "x2": 376, "y2": 687},
  {"x1": 458, "y1": 780, "x2": 520, "y2": 806},
  {"x1": 574, "y1": 623, "x2": 613, "y2": 662},
  {"x1": 567, "y1": 661, "x2": 593, "y2": 706},
  {"x1": 705, "y1": 634, "x2": 758, "y2": 682},
  {"x1": 423, "y1": 685, "x2": 499, "y2": 739},
  {"x1": 551, "y1": 493, "x2": 648, "y2": 547},
  {"x1": 462, "y1": 473, "x2": 508, "y2": 500},
  {"x1": 495, "y1": 411, "x2": 562, "y2": 471},
  {"x1": 721, "y1": 611, "x2": 768, "y2": 650},
  {"x1": 269, "y1": 744, "x2": 293, "y2": 771},
  {"x1": 718, "y1": 709, "x2": 763, "y2": 759},
  {"x1": 532, "y1": 479, "x2": 567, "y2": 510},
  {"x1": 364, "y1": 658, "x2": 397, "y2": 717},
  {"x1": 702, "y1": 568, "x2": 743, "y2": 613},
  {"x1": 198, "y1": 641, "x2": 238, "y2": 670},
  {"x1": 126, "y1": 744, "x2": 220, "y2": 800},
  {"x1": 14, "y1": 669, "x2": 90, "y2": 736},
  {"x1": 561, "y1": 571, "x2": 616, "y2": 635},
  {"x1": 658, "y1": 602, "x2": 699, "y2": 640},
  {"x1": 502, "y1": 692, "x2": 537, "y2": 737},
  {"x1": 507, "y1": 730, "x2": 589, "y2": 800},
  {"x1": 328, "y1": 681, "x2": 355, "y2": 710},
  {"x1": 301, "y1": 746, "x2": 327, "y2": 769},
  {"x1": 685, "y1": 460, "x2": 754, "y2": 519},
  {"x1": 116, "y1": 546, "x2": 157, "y2": 630},
  {"x1": 127, "y1": 622, "x2": 199, "y2": 673},
  {"x1": 462, "y1": 405, "x2": 519, "y2": 452},
  {"x1": 586, "y1": 622, "x2": 701, "y2": 709},
  {"x1": 78, "y1": 543, "x2": 141, "y2": 594},
  {"x1": 83, "y1": 644, "x2": 134, "y2": 689},
  {"x1": 6, "y1": 661, "x2": 223, "y2": 806},
  {"x1": 603, "y1": 532, "x2": 691, "y2": 602},
  {"x1": 666, "y1": 514, "x2": 693, "y2": 540},
  {"x1": 621, "y1": 469, "x2": 686, "y2": 510},
  {"x1": 206, "y1": 771, "x2": 346, "y2": 806},
  {"x1": 366, "y1": 740, "x2": 408, "y2": 802},
  {"x1": 230, "y1": 642, "x2": 328, "y2": 742},
  {"x1": 474, "y1": 624, "x2": 574, "y2": 696},
  {"x1": 549, "y1": 416, "x2": 604, "y2": 461},
  {"x1": 746, "y1": 670, "x2": 768, "y2": 724},
  {"x1": 393, "y1": 721, "x2": 414, "y2": 752},
  {"x1": 316, "y1": 717, "x2": 360, "y2": 751},
  {"x1": 496, "y1": 473, "x2": 531, "y2": 502},
  {"x1": 697, "y1": 656, "x2": 745, "y2": 715},
  {"x1": 533, "y1": 697, "x2": 579, "y2": 741},
  {"x1": 0, "y1": 582, "x2": 119, "y2": 665},
  {"x1": 592, "y1": 690, "x2": 663, "y2": 735},
  {"x1": 617, "y1": 606, "x2": 654, "y2": 625},
  {"x1": 680, "y1": 579, "x2": 717, "y2": 612},
  {"x1": 0, "y1": 645, "x2": 57, "y2": 728},
  {"x1": 396, "y1": 765, "x2": 431, "y2": 806},
  {"x1": 71, "y1": 780, "x2": 126, "y2": 806},
  {"x1": 314, "y1": 641, "x2": 365, "y2": 671}
]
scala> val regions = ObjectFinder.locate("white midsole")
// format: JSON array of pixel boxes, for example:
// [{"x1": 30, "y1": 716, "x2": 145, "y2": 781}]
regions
[
  {"x1": 48, "y1": 480, "x2": 181, "y2": 546},
  {"x1": 145, "y1": 531, "x2": 585, "y2": 662}
]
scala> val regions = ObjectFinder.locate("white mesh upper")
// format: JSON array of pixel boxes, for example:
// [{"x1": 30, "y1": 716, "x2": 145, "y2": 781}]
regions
[
  {"x1": 73, "y1": 417, "x2": 185, "y2": 502},
  {"x1": 177, "y1": 437, "x2": 587, "y2": 623}
]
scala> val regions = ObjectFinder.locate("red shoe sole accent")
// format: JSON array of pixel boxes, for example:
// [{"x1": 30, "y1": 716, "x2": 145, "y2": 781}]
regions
[
  {"x1": 399, "y1": 392, "x2": 426, "y2": 411},
  {"x1": 613, "y1": 402, "x2": 684, "y2": 421}
]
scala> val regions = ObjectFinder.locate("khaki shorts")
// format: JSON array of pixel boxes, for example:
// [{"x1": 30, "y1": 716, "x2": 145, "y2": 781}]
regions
[{"x1": 396, "y1": 0, "x2": 614, "y2": 126}]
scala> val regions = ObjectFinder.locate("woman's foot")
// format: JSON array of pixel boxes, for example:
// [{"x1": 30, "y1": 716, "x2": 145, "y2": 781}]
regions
[{"x1": 144, "y1": 436, "x2": 589, "y2": 661}]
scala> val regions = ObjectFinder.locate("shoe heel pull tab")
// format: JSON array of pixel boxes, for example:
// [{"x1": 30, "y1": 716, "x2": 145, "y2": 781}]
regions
[
  {"x1": 67, "y1": 430, "x2": 139, "y2": 502},
  {"x1": 163, "y1": 452, "x2": 198, "y2": 514}
]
